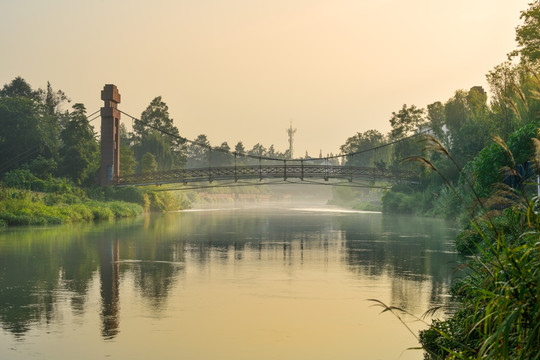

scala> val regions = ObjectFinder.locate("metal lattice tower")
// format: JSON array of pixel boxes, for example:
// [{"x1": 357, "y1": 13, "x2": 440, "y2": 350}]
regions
[{"x1": 286, "y1": 121, "x2": 297, "y2": 159}]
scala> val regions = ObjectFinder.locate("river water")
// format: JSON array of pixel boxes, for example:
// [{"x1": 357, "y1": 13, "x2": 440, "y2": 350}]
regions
[{"x1": 0, "y1": 205, "x2": 461, "y2": 360}]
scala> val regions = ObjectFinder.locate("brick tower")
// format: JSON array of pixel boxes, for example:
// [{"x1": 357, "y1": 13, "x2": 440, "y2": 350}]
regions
[{"x1": 98, "y1": 84, "x2": 121, "y2": 186}]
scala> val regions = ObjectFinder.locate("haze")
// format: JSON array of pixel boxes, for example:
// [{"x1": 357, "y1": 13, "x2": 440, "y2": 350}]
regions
[{"x1": 0, "y1": 0, "x2": 530, "y2": 156}]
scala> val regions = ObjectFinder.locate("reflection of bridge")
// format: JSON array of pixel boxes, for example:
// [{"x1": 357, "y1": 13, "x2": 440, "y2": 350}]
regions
[{"x1": 116, "y1": 164, "x2": 415, "y2": 186}]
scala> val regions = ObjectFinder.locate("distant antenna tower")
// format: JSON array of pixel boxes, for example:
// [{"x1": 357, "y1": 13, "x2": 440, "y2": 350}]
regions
[{"x1": 287, "y1": 121, "x2": 297, "y2": 159}]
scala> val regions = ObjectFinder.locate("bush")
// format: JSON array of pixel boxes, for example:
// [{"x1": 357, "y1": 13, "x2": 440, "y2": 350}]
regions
[
  {"x1": 113, "y1": 187, "x2": 146, "y2": 205},
  {"x1": 382, "y1": 188, "x2": 430, "y2": 214}
]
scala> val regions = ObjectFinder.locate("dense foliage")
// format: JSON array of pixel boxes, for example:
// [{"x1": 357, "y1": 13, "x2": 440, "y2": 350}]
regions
[
  {"x1": 342, "y1": 3, "x2": 540, "y2": 358},
  {"x1": 419, "y1": 151, "x2": 540, "y2": 359}
]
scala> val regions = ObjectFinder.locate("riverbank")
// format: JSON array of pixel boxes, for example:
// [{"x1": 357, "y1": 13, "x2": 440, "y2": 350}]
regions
[{"x1": 0, "y1": 187, "x2": 143, "y2": 226}]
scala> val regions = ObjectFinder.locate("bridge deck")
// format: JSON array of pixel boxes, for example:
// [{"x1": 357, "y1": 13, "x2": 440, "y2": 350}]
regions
[{"x1": 116, "y1": 164, "x2": 416, "y2": 186}]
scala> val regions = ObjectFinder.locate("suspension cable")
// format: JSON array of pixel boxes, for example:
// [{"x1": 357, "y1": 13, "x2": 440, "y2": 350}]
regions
[{"x1": 118, "y1": 109, "x2": 427, "y2": 163}]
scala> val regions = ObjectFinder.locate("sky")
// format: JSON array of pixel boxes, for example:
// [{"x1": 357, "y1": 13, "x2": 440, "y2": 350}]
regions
[{"x1": 0, "y1": 0, "x2": 533, "y2": 157}]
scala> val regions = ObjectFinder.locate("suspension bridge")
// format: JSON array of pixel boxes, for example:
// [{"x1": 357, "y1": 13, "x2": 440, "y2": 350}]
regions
[
  {"x1": 116, "y1": 163, "x2": 414, "y2": 187},
  {"x1": 95, "y1": 84, "x2": 419, "y2": 189}
]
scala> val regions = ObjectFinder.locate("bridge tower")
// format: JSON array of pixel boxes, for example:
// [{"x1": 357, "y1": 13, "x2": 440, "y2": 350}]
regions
[{"x1": 97, "y1": 84, "x2": 121, "y2": 186}]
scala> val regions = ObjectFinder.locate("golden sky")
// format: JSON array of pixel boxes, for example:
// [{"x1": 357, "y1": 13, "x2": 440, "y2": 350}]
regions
[{"x1": 0, "y1": 0, "x2": 531, "y2": 157}]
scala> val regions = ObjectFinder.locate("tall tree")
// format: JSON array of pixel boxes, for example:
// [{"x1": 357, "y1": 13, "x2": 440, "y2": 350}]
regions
[
  {"x1": 133, "y1": 97, "x2": 185, "y2": 170},
  {"x1": 58, "y1": 104, "x2": 99, "y2": 184},
  {"x1": 388, "y1": 104, "x2": 425, "y2": 168},
  {"x1": 514, "y1": 2, "x2": 540, "y2": 62},
  {"x1": 0, "y1": 78, "x2": 63, "y2": 174},
  {"x1": 0, "y1": 77, "x2": 39, "y2": 100},
  {"x1": 213, "y1": 142, "x2": 233, "y2": 166},
  {"x1": 248, "y1": 143, "x2": 267, "y2": 157},
  {"x1": 389, "y1": 104, "x2": 425, "y2": 139},
  {"x1": 426, "y1": 101, "x2": 447, "y2": 145},
  {"x1": 444, "y1": 90, "x2": 469, "y2": 136},
  {"x1": 133, "y1": 96, "x2": 179, "y2": 140},
  {"x1": 119, "y1": 124, "x2": 136, "y2": 175},
  {"x1": 0, "y1": 97, "x2": 43, "y2": 174},
  {"x1": 186, "y1": 134, "x2": 211, "y2": 168},
  {"x1": 340, "y1": 129, "x2": 386, "y2": 167},
  {"x1": 141, "y1": 153, "x2": 158, "y2": 173},
  {"x1": 234, "y1": 141, "x2": 245, "y2": 154}
]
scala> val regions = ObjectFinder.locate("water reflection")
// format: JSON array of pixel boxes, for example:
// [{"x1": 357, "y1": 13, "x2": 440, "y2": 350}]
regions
[
  {"x1": 340, "y1": 214, "x2": 460, "y2": 309},
  {"x1": 99, "y1": 237, "x2": 120, "y2": 339},
  {"x1": 0, "y1": 208, "x2": 462, "y2": 359}
]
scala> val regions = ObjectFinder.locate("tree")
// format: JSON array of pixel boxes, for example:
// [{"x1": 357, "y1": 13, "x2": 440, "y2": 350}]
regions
[
  {"x1": 134, "y1": 97, "x2": 179, "y2": 139},
  {"x1": 133, "y1": 97, "x2": 185, "y2": 170},
  {"x1": 134, "y1": 130, "x2": 177, "y2": 171},
  {"x1": 444, "y1": 90, "x2": 469, "y2": 136},
  {"x1": 141, "y1": 153, "x2": 158, "y2": 173},
  {"x1": 186, "y1": 134, "x2": 211, "y2": 168},
  {"x1": 0, "y1": 78, "x2": 63, "y2": 174},
  {"x1": 514, "y1": 2, "x2": 540, "y2": 62},
  {"x1": 0, "y1": 77, "x2": 39, "y2": 100},
  {"x1": 389, "y1": 104, "x2": 425, "y2": 139},
  {"x1": 443, "y1": 88, "x2": 493, "y2": 166},
  {"x1": 36, "y1": 81, "x2": 70, "y2": 120},
  {"x1": 119, "y1": 124, "x2": 136, "y2": 175},
  {"x1": 340, "y1": 129, "x2": 385, "y2": 167},
  {"x1": 248, "y1": 143, "x2": 267, "y2": 157},
  {"x1": 234, "y1": 141, "x2": 245, "y2": 154},
  {"x1": 426, "y1": 102, "x2": 447, "y2": 144},
  {"x1": 213, "y1": 142, "x2": 233, "y2": 166},
  {"x1": 0, "y1": 97, "x2": 50, "y2": 174},
  {"x1": 467, "y1": 86, "x2": 488, "y2": 122},
  {"x1": 58, "y1": 103, "x2": 99, "y2": 184}
]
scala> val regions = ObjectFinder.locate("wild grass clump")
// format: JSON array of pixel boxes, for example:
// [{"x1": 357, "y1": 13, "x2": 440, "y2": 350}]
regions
[
  {"x1": 420, "y1": 218, "x2": 540, "y2": 359},
  {"x1": 105, "y1": 201, "x2": 144, "y2": 218},
  {"x1": 418, "y1": 136, "x2": 540, "y2": 359},
  {"x1": 86, "y1": 185, "x2": 191, "y2": 212}
]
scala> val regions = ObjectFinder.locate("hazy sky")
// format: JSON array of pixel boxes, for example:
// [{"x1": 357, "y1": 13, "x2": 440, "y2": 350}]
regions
[{"x1": 0, "y1": 0, "x2": 532, "y2": 157}]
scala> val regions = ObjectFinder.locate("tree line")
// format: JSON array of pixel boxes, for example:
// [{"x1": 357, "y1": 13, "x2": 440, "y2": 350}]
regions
[
  {"x1": 336, "y1": 2, "x2": 540, "y2": 217},
  {"x1": 0, "y1": 80, "x2": 319, "y2": 187}
]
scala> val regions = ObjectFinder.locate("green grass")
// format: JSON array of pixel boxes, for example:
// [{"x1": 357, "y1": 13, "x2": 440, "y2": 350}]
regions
[{"x1": 0, "y1": 188, "x2": 143, "y2": 226}]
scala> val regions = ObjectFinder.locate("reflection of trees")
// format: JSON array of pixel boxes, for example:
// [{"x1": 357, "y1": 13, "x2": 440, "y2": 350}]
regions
[
  {"x1": 0, "y1": 218, "x2": 189, "y2": 339},
  {"x1": 339, "y1": 214, "x2": 462, "y2": 309},
  {"x1": 0, "y1": 240, "x2": 57, "y2": 336},
  {"x1": 177, "y1": 210, "x2": 338, "y2": 267},
  {"x1": 0, "y1": 226, "x2": 109, "y2": 337},
  {"x1": 0, "y1": 210, "x2": 464, "y2": 341}
]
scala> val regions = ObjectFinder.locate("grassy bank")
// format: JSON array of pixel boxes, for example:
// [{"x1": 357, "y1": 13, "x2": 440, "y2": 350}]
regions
[{"x1": 0, "y1": 187, "x2": 143, "y2": 226}]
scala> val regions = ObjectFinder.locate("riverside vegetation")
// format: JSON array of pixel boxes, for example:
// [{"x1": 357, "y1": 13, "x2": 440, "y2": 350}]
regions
[
  {"x1": 361, "y1": 3, "x2": 540, "y2": 358},
  {"x1": 0, "y1": 172, "x2": 190, "y2": 226}
]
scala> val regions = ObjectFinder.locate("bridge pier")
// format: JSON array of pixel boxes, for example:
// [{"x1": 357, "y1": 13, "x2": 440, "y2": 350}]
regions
[{"x1": 97, "y1": 85, "x2": 121, "y2": 186}]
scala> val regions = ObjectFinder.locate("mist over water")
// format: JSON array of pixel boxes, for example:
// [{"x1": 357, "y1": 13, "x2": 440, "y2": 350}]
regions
[{"x1": 0, "y1": 197, "x2": 461, "y2": 360}]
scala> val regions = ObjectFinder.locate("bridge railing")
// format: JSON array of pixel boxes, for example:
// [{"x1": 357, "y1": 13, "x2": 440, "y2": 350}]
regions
[{"x1": 115, "y1": 165, "x2": 417, "y2": 186}]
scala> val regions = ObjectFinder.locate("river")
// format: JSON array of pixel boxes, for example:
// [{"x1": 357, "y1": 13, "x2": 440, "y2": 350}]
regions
[{"x1": 0, "y1": 205, "x2": 461, "y2": 360}]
